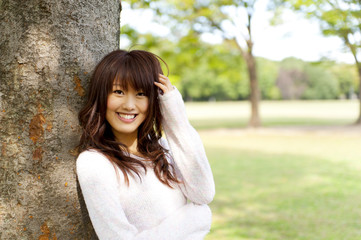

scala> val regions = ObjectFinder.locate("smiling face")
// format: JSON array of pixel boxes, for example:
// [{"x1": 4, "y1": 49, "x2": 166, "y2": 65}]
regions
[{"x1": 106, "y1": 83, "x2": 149, "y2": 142}]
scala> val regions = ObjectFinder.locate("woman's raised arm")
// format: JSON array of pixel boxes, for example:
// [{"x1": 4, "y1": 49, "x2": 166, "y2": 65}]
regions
[{"x1": 158, "y1": 87, "x2": 216, "y2": 204}]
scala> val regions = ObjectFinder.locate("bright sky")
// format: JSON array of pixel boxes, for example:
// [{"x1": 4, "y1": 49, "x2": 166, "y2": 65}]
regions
[{"x1": 120, "y1": 0, "x2": 356, "y2": 64}]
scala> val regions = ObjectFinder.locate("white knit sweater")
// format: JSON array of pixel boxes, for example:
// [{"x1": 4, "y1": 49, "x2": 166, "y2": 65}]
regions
[{"x1": 76, "y1": 88, "x2": 215, "y2": 240}]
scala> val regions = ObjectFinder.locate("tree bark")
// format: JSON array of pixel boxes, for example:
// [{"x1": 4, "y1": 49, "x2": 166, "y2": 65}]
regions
[
  {"x1": 345, "y1": 37, "x2": 361, "y2": 125},
  {"x1": 231, "y1": 37, "x2": 261, "y2": 128},
  {"x1": 245, "y1": 7, "x2": 261, "y2": 128},
  {"x1": 0, "y1": 0, "x2": 120, "y2": 239},
  {"x1": 244, "y1": 51, "x2": 261, "y2": 127},
  {"x1": 356, "y1": 63, "x2": 361, "y2": 124}
]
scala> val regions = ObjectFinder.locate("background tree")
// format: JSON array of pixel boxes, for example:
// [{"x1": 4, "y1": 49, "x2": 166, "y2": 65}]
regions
[
  {"x1": 122, "y1": 24, "x2": 249, "y2": 101},
  {"x1": 123, "y1": 0, "x2": 358, "y2": 103},
  {"x1": 276, "y1": 0, "x2": 361, "y2": 122},
  {"x1": 329, "y1": 62, "x2": 359, "y2": 99},
  {"x1": 276, "y1": 58, "x2": 339, "y2": 100},
  {"x1": 302, "y1": 64, "x2": 339, "y2": 99},
  {"x1": 257, "y1": 57, "x2": 281, "y2": 100},
  {"x1": 129, "y1": 0, "x2": 263, "y2": 126},
  {"x1": 0, "y1": 0, "x2": 120, "y2": 238},
  {"x1": 276, "y1": 58, "x2": 308, "y2": 99}
]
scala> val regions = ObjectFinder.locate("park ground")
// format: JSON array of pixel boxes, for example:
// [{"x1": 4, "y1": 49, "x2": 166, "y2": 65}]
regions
[{"x1": 185, "y1": 100, "x2": 361, "y2": 240}]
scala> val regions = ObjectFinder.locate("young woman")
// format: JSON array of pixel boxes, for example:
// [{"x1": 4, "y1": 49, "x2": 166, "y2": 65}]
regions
[{"x1": 76, "y1": 49, "x2": 215, "y2": 239}]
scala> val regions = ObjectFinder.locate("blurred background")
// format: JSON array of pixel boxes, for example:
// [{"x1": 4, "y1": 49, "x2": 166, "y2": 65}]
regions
[{"x1": 121, "y1": 0, "x2": 360, "y2": 239}]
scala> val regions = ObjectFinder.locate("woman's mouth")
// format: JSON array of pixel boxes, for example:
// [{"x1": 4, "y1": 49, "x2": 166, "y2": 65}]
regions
[{"x1": 117, "y1": 113, "x2": 137, "y2": 123}]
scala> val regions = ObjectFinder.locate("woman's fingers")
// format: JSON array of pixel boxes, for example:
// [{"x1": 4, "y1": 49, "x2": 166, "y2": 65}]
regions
[
  {"x1": 154, "y1": 81, "x2": 167, "y2": 94},
  {"x1": 159, "y1": 75, "x2": 172, "y2": 87},
  {"x1": 155, "y1": 74, "x2": 174, "y2": 94}
]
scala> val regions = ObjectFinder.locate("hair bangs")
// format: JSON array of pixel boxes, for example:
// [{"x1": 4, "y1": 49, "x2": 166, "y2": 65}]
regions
[{"x1": 111, "y1": 53, "x2": 157, "y2": 97}]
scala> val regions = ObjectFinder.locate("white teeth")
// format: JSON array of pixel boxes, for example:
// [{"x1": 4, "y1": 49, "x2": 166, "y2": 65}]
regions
[{"x1": 118, "y1": 114, "x2": 136, "y2": 119}]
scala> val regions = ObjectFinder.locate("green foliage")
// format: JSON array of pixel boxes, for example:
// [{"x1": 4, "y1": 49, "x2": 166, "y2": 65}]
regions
[
  {"x1": 302, "y1": 64, "x2": 339, "y2": 99},
  {"x1": 257, "y1": 57, "x2": 281, "y2": 100},
  {"x1": 314, "y1": 60, "x2": 360, "y2": 98},
  {"x1": 329, "y1": 63, "x2": 359, "y2": 98},
  {"x1": 121, "y1": 1, "x2": 358, "y2": 101},
  {"x1": 279, "y1": 57, "x2": 306, "y2": 71},
  {"x1": 278, "y1": 0, "x2": 361, "y2": 85},
  {"x1": 122, "y1": 25, "x2": 356, "y2": 101},
  {"x1": 276, "y1": 58, "x2": 340, "y2": 99},
  {"x1": 122, "y1": 25, "x2": 249, "y2": 100},
  {"x1": 174, "y1": 40, "x2": 249, "y2": 101}
]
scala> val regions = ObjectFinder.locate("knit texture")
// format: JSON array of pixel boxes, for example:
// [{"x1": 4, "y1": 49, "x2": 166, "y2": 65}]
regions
[{"x1": 77, "y1": 88, "x2": 215, "y2": 240}]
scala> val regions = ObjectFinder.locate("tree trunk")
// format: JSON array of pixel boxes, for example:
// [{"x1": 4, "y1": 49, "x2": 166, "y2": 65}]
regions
[
  {"x1": 356, "y1": 63, "x2": 361, "y2": 124},
  {"x1": 0, "y1": 0, "x2": 120, "y2": 239},
  {"x1": 245, "y1": 52, "x2": 261, "y2": 127},
  {"x1": 232, "y1": 37, "x2": 262, "y2": 128},
  {"x1": 345, "y1": 36, "x2": 361, "y2": 125}
]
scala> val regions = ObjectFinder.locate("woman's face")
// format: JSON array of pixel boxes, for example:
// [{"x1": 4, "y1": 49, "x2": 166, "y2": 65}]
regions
[{"x1": 106, "y1": 83, "x2": 149, "y2": 140}]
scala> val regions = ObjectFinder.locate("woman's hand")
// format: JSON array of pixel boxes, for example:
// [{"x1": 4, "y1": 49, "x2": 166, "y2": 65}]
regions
[{"x1": 154, "y1": 74, "x2": 175, "y2": 95}]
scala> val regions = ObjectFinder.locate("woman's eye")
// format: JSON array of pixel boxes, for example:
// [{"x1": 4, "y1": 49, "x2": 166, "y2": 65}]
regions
[
  {"x1": 113, "y1": 90, "x2": 124, "y2": 95},
  {"x1": 137, "y1": 92, "x2": 146, "y2": 96}
]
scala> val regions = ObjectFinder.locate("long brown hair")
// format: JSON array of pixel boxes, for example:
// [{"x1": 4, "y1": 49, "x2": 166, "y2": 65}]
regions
[{"x1": 78, "y1": 49, "x2": 180, "y2": 187}]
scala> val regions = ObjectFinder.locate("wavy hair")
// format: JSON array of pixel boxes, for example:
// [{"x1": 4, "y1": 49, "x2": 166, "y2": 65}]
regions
[{"x1": 78, "y1": 49, "x2": 180, "y2": 187}]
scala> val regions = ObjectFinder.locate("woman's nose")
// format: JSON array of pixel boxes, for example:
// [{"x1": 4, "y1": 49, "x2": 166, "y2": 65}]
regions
[{"x1": 122, "y1": 96, "x2": 136, "y2": 110}]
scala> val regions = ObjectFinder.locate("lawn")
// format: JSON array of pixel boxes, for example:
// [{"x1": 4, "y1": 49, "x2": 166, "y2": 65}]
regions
[
  {"x1": 185, "y1": 100, "x2": 359, "y2": 129},
  {"x1": 201, "y1": 129, "x2": 361, "y2": 240},
  {"x1": 184, "y1": 100, "x2": 361, "y2": 240}
]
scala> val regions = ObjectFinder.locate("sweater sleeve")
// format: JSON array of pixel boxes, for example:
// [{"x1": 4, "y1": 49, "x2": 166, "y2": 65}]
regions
[
  {"x1": 158, "y1": 88, "x2": 215, "y2": 204},
  {"x1": 76, "y1": 150, "x2": 211, "y2": 240}
]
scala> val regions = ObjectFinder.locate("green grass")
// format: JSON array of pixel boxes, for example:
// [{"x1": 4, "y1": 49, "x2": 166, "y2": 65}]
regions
[
  {"x1": 200, "y1": 130, "x2": 361, "y2": 240},
  {"x1": 186, "y1": 100, "x2": 361, "y2": 239},
  {"x1": 185, "y1": 100, "x2": 359, "y2": 129},
  {"x1": 190, "y1": 117, "x2": 352, "y2": 130}
]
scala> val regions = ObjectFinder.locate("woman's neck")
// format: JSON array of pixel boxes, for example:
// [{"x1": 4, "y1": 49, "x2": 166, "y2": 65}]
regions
[{"x1": 113, "y1": 131, "x2": 140, "y2": 156}]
